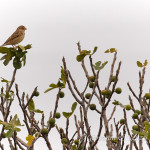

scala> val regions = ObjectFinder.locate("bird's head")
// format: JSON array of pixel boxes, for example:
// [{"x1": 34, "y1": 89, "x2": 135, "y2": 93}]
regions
[{"x1": 17, "y1": 25, "x2": 27, "y2": 31}]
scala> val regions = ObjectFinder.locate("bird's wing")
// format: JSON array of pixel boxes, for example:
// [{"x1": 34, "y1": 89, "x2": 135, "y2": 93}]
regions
[{"x1": 4, "y1": 31, "x2": 22, "y2": 45}]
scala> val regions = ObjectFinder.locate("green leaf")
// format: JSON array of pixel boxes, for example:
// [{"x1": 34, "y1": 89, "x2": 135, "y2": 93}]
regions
[
  {"x1": 71, "y1": 102, "x2": 77, "y2": 112},
  {"x1": 9, "y1": 114, "x2": 22, "y2": 126},
  {"x1": 76, "y1": 54, "x2": 86, "y2": 62},
  {"x1": 57, "y1": 81, "x2": 64, "y2": 88},
  {"x1": 144, "y1": 124, "x2": 150, "y2": 132},
  {"x1": 112, "y1": 100, "x2": 119, "y2": 105},
  {"x1": 105, "y1": 49, "x2": 110, "y2": 53},
  {"x1": 10, "y1": 90, "x2": 14, "y2": 93},
  {"x1": 5, "y1": 91, "x2": 10, "y2": 98},
  {"x1": 137, "y1": 61, "x2": 143, "y2": 67},
  {"x1": 24, "y1": 44, "x2": 32, "y2": 50},
  {"x1": 0, "y1": 47, "x2": 9, "y2": 54},
  {"x1": 4, "y1": 124, "x2": 13, "y2": 130},
  {"x1": 132, "y1": 130, "x2": 139, "y2": 134},
  {"x1": 7, "y1": 51, "x2": 14, "y2": 61},
  {"x1": 80, "y1": 50, "x2": 91, "y2": 55},
  {"x1": 147, "y1": 131, "x2": 150, "y2": 140},
  {"x1": 99, "y1": 61, "x2": 108, "y2": 70},
  {"x1": 14, "y1": 127, "x2": 21, "y2": 132},
  {"x1": 45, "y1": 66, "x2": 66, "y2": 93},
  {"x1": 138, "y1": 131, "x2": 147, "y2": 138},
  {"x1": 45, "y1": 82, "x2": 63, "y2": 92},
  {"x1": 4, "y1": 90, "x2": 15, "y2": 101},
  {"x1": 0, "y1": 48, "x2": 15, "y2": 66},
  {"x1": 28, "y1": 99, "x2": 35, "y2": 111},
  {"x1": 33, "y1": 109, "x2": 44, "y2": 114},
  {"x1": 95, "y1": 61, "x2": 101, "y2": 67},
  {"x1": 6, "y1": 129, "x2": 14, "y2": 138},
  {"x1": 0, "y1": 55, "x2": 7, "y2": 60},
  {"x1": 63, "y1": 102, "x2": 77, "y2": 119},
  {"x1": 62, "y1": 112, "x2": 73, "y2": 119},
  {"x1": 44, "y1": 88, "x2": 55, "y2": 93},
  {"x1": 0, "y1": 115, "x2": 22, "y2": 135},
  {"x1": 72, "y1": 145, "x2": 77, "y2": 150},
  {"x1": 93, "y1": 61, "x2": 101, "y2": 70},
  {"x1": 28, "y1": 100, "x2": 44, "y2": 114},
  {"x1": 8, "y1": 98, "x2": 13, "y2": 102},
  {"x1": 22, "y1": 55, "x2": 26, "y2": 66},
  {"x1": 76, "y1": 50, "x2": 91, "y2": 62},
  {"x1": 110, "y1": 48, "x2": 117, "y2": 53},
  {"x1": 3, "y1": 59, "x2": 9, "y2": 66},
  {"x1": 60, "y1": 66, "x2": 66, "y2": 86},
  {"x1": 144, "y1": 60, "x2": 148, "y2": 66},
  {"x1": 1, "y1": 77, "x2": 10, "y2": 83},
  {"x1": 93, "y1": 61, "x2": 108, "y2": 71},
  {"x1": 14, "y1": 118, "x2": 22, "y2": 127},
  {"x1": 16, "y1": 50, "x2": 25, "y2": 58},
  {"x1": 18, "y1": 45, "x2": 25, "y2": 50},
  {"x1": 92, "y1": 46, "x2": 98, "y2": 55},
  {"x1": 105, "y1": 48, "x2": 117, "y2": 53},
  {"x1": 0, "y1": 121, "x2": 8, "y2": 126},
  {"x1": 49, "y1": 83, "x2": 58, "y2": 88}
]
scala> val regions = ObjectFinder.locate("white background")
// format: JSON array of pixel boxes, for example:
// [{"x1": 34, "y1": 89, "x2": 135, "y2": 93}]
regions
[{"x1": 0, "y1": 0, "x2": 150, "y2": 149}]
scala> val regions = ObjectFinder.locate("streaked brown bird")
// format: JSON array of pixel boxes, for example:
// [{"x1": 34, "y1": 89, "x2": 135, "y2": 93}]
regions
[{"x1": 1, "y1": 25, "x2": 27, "y2": 47}]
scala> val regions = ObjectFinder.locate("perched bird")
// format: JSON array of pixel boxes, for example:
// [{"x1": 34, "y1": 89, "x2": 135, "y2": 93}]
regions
[{"x1": 1, "y1": 25, "x2": 27, "y2": 47}]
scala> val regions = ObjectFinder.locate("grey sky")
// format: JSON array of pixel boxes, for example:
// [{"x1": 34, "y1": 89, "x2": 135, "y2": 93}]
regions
[{"x1": 0, "y1": 0, "x2": 150, "y2": 149}]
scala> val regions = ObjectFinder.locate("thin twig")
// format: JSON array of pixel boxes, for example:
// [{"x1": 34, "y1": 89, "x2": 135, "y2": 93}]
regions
[
  {"x1": 108, "y1": 106, "x2": 116, "y2": 122},
  {"x1": 24, "y1": 86, "x2": 38, "y2": 109},
  {"x1": 77, "y1": 42, "x2": 90, "y2": 81}
]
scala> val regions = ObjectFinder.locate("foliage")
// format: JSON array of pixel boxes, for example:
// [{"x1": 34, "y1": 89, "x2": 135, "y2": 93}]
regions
[
  {"x1": 137, "y1": 60, "x2": 148, "y2": 68},
  {"x1": 26, "y1": 135, "x2": 35, "y2": 146},
  {"x1": 0, "y1": 115, "x2": 23, "y2": 138},
  {"x1": 76, "y1": 46, "x2": 97, "y2": 62},
  {"x1": 62, "y1": 102, "x2": 77, "y2": 119},
  {"x1": 0, "y1": 44, "x2": 31, "y2": 69},
  {"x1": 28, "y1": 99, "x2": 43, "y2": 114},
  {"x1": 0, "y1": 43, "x2": 150, "y2": 150},
  {"x1": 44, "y1": 66, "x2": 66, "y2": 93}
]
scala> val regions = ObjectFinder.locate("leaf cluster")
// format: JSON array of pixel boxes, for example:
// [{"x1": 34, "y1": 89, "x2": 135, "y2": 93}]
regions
[
  {"x1": 0, "y1": 44, "x2": 31, "y2": 69},
  {"x1": 132, "y1": 124, "x2": 150, "y2": 140},
  {"x1": 0, "y1": 90, "x2": 15, "y2": 101},
  {"x1": 0, "y1": 115, "x2": 23, "y2": 138},
  {"x1": 76, "y1": 46, "x2": 98, "y2": 62},
  {"x1": 93, "y1": 61, "x2": 108, "y2": 71},
  {"x1": 137, "y1": 60, "x2": 148, "y2": 68},
  {"x1": 105, "y1": 48, "x2": 117, "y2": 53}
]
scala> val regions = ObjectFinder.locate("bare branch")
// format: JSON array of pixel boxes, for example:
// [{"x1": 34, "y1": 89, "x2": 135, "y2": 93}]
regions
[
  {"x1": 108, "y1": 106, "x2": 116, "y2": 122},
  {"x1": 77, "y1": 42, "x2": 90, "y2": 81},
  {"x1": 24, "y1": 86, "x2": 38, "y2": 109}
]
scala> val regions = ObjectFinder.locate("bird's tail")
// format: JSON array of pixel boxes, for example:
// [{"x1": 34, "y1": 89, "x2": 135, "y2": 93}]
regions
[{"x1": 0, "y1": 44, "x2": 5, "y2": 47}]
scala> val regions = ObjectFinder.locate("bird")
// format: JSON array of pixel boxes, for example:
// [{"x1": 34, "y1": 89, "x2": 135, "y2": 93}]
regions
[{"x1": 1, "y1": 25, "x2": 27, "y2": 47}]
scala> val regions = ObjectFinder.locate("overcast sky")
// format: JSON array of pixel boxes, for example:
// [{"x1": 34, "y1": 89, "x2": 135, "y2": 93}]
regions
[{"x1": 0, "y1": 0, "x2": 150, "y2": 149}]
